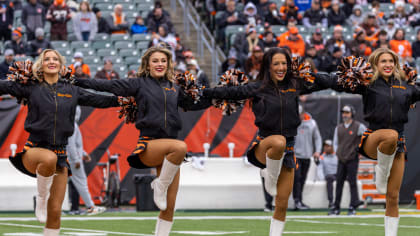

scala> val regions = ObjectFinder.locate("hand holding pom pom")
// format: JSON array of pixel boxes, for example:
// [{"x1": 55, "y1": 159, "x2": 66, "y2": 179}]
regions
[
  {"x1": 118, "y1": 96, "x2": 138, "y2": 124},
  {"x1": 403, "y1": 64, "x2": 417, "y2": 85},
  {"x1": 7, "y1": 60, "x2": 36, "y2": 84},
  {"x1": 291, "y1": 57, "x2": 315, "y2": 84},
  {"x1": 336, "y1": 56, "x2": 373, "y2": 91},
  {"x1": 175, "y1": 71, "x2": 203, "y2": 103},
  {"x1": 61, "y1": 66, "x2": 76, "y2": 84},
  {"x1": 213, "y1": 69, "x2": 249, "y2": 115}
]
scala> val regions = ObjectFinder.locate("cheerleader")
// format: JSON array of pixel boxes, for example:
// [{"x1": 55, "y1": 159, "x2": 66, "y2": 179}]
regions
[
  {"x1": 203, "y1": 47, "x2": 325, "y2": 236},
  {"x1": 0, "y1": 49, "x2": 119, "y2": 236},
  {"x1": 314, "y1": 48, "x2": 420, "y2": 236},
  {"x1": 67, "y1": 45, "x2": 211, "y2": 236}
]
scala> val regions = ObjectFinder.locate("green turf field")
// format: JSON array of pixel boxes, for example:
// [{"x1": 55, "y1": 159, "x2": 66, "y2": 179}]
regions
[{"x1": 0, "y1": 211, "x2": 419, "y2": 235}]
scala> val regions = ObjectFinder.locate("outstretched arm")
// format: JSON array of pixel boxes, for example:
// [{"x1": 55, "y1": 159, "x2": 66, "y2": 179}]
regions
[
  {"x1": 74, "y1": 78, "x2": 139, "y2": 97},
  {"x1": 77, "y1": 88, "x2": 119, "y2": 108},
  {"x1": 311, "y1": 73, "x2": 366, "y2": 95},
  {"x1": 0, "y1": 80, "x2": 30, "y2": 98},
  {"x1": 178, "y1": 90, "x2": 213, "y2": 111},
  {"x1": 203, "y1": 81, "x2": 260, "y2": 100}
]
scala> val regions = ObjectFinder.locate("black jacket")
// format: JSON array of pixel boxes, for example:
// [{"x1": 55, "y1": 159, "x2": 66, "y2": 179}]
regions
[
  {"x1": 0, "y1": 60, "x2": 12, "y2": 80},
  {"x1": 0, "y1": 0, "x2": 14, "y2": 29},
  {"x1": 27, "y1": 38, "x2": 53, "y2": 58},
  {"x1": 5, "y1": 40, "x2": 27, "y2": 55},
  {"x1": 315, "y1": 74, "x2": 420, "y2": 133},
  {"x1": 0, "y1": 80, "x2": 119, "y2": 145},
  {"x1": 204, "y1": 79, "x2": 325, "y2": 137},
  {"x1": 74, "y1": 77, "x2": 212, "y2": 139}
]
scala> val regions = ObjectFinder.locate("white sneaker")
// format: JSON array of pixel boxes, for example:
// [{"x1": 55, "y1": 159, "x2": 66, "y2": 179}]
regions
[
  {"x1": 375, "y1": 165, "x2": 387, "y2": 194},
  {"x1": 151, "y1": 179, "x2": 167, "y2": 211},
  {"x1": 35, "y1": 195, "x2": 48, "y2": 223},
  {"x1": 261, "y1": 168, "x2": 277, "y2": 197},
  {"x1": 87, "y1": 206, "x2": 106, "y2": 216}
]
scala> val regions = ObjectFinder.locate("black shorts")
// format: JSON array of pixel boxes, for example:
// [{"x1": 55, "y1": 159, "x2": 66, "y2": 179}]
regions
[
  {"x1": 127, "y1": 136, "x2": 153, "y2": 169},
  {"x1": 358, "y1": 129, "x2": 407, "y2": 160},
  {"x1": 9, "y1": 141, "x2": 71, "y2": 178},
  {"x1": 247, "y1": 135, "x2": 297, "y2": 169}
]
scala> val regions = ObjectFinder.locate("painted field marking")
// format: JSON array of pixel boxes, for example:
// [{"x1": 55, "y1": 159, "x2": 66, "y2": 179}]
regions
[
  {"x1": 290, "y1": 219, "x2": 420, "y2": 229},
  {"x1": 283, "y1": 232, "x2": 337, "y2": 234},
  {"x1": 172, "y1": 231, "x2": 247, "y2": 235}
]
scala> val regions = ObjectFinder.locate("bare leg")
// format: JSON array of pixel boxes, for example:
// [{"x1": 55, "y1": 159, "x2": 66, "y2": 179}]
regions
[
  {"x1": 273, "y1": 166, "x2": 294, "y2": 221},
  {"x1": 385, "y1": 153, "x2": 405, "y2": 217},
  {"x1": 45, "y1": 167, "x2": 68, "y2": 229}
]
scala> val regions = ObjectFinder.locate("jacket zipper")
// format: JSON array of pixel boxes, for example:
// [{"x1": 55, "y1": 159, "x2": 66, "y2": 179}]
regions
[
  {"x1": 53, "y1": 84, "x2": 58, "y2": 145},
  {"x1": 390, "y1": 84, "x2": 393, "y2": 128},
  {"x1": 160, "y1": 84, "x2": 167, "y2": 129}
]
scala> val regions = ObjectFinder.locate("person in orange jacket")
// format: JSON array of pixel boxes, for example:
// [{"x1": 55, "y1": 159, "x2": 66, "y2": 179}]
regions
[
  {"x1": 278, "y1": 26, "x2": 305, "y2": 57},
  {"x1": 389, "y1": 28, "x2": 413, "y2": 61},
  {"x1": 69, "y1": 52, "x2": 91, "y2": 78}
]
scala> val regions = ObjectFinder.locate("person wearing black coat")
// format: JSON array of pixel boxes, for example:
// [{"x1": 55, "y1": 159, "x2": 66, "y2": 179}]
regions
[
  {"x1": 412, "y1": 29, "x2": 420, "y2": 58},
  {"x1": 327, "y1": 0, "x2": 347, "y2": 27},
  {"x1": 27, "y1": 28, "x2": 53, "y2": 58},
  {"x1": 216, "y1": 0, "x2": 247, "y2": 46},
  {"x1": 0, "y1": 49, "x2": 14, "y2": 80},
  {"x1": 0, "y1": 0, "x2": 14, "y2": 41}
]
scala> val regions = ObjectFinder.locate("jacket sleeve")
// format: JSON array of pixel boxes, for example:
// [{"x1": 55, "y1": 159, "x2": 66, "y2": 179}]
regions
[
  {"x1": 0, "y1": 80, "x2": 31, "y2": 97},
  {"x1": 73, "y1": 14, "x2": 83, "y2": 41},
  {"x1": 409, "y1": 84, "x2": 420, "y2": 103},
  {"x1": 67, "y1": 127, "x2": 81, "y2": 163},
  {"x1": 75, "y1": 78, "x2": 139, "y2": 96},
  {"x1": 203, "y1": 81, "x2": 260, "y2": 100},
  {"x1": 77, "y1": 87, "x2": 120, "y2": 108},
  {"x1": 75, "y1": 125, "x2": 84, "y2": 159},
  {"x1": 89, "y1": 13, "x2": 98, "y2": 41},
  {"x1": 178, "y1": 89, "x2": 213, "y2": 111},
  {"x1": 312, "y1": 72, "x2": 367, "y2": 95}
]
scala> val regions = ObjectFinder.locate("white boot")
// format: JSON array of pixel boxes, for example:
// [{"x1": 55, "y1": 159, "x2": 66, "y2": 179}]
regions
[
  {"x1": 151, "y1": 158, "x2": 180, "y2": 211},
  {"x1": 154, "y1": 218, "x2": 173, "y2": 236},
  {"x1": 269, "y1": 218, "x2": 285, "y2": 236},
  {"x1": 36, "y1": 171, "x2": 54, "y2": 224},
  {"x1": 375, "y1": 148, "x2": 396, "y2": 194},
  {"x1": 43, "y1": 228, "x2": 60, "y2": 236},
  {"x1": 385, "y1": 216, "x2": 399, "y2": 236},
  {"x1": 261, "y1": 154, "x2": 284, "y2": 197}
]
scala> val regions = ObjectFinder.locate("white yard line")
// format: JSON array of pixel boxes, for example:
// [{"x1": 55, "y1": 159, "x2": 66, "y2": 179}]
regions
[
  {"x1": 290, "y1": 219, "x2": 420, "y2": 229},
  {"x1": 0, "y1": 222, "x2": 153, "y2": 236},
  {"x1": 0, "y1": 214, "x2": 420, "y2": 222}
]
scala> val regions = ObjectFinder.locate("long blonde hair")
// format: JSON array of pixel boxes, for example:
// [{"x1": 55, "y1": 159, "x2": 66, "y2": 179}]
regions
[
  {"x1": 368, "y1": 48, "x2": 405, "y2": 83},
  {"x1": 137, "y1": 44, "x2": 174, "y2": 82},
  {"x1": 32, "y1": 49, "x2": 66, "y2": 82}
]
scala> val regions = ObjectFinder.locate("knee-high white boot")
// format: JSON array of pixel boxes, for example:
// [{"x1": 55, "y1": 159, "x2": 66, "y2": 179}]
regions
[
  {"x1": 154, "y1": 218, "x2": 173, "y2": 236},
  {"x1": 36, "y1": 171, "x2": 54, "y2": 223},
  {"x1": 43, "y1": 228, "x2": 60, "y2": 236},
  {"x1": 261, "y1": 154, "x2": 284, "y2": 197},
  {"x1": 151, "y1": 158, "x2": 180, "y2": 211},
  {"x1": 375, "y1": 148, "x2": 396, "y2": 194},
  {"x1": 270, "y1": 218, "x2": 285, "y2": 236},
  {"x1": 385, "y1": 216, "x2": 399, "y2": 236}
]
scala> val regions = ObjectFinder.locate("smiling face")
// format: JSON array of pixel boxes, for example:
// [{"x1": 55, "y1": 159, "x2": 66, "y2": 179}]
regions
[
  {"x1": 42, "y1": 51, "x2": 61, "y2": 75},
  {"x1": 270, "y1": 53, "x2": 288, "y2": 82},
  {"x1": 148, "y1": 52, "x2": 168, "y2": 79},
  {"x1": 377, "y1": 53, "x2": 395, "y2": 79}
]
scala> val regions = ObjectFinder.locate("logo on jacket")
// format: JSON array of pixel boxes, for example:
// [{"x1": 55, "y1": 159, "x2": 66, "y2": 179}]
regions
[
  {"x1": 392, "y1": 85, "x2": 406, "y2": 90},
  {"x1": 349, "y1": 130, "x2": 353, "y2": 135},
  {"x1": 164, "y1": 87, "x2": 177, "y2": 92},
  {"x1": 57, "y1": 93, "x2": 72, "y2": 98}
]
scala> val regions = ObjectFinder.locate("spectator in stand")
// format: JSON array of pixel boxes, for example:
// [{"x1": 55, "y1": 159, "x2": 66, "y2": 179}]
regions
[
  {"x1": 244, "y1": 45, "x2": 263, "y2": 80},
  {"x1": 327, "y1": 46, "x2": 343, "y2": 72},
  {"x1": 69, "y1": 52, "x2": 91, "y2": 78},
  {"x1": 46, "y1": 0, "x2": 71, "y2": 41},
  {"x1": 130, "y1": 16, "x2": 147, "y2": 35},
  {"x1": 22, "y1": 0, "x2": 46, "y2": 41},
  {"x1": 206, "y1": 0, "x2": 226, "y2": 19},
  {"x1": 186, "y1": 59, "x2": 210, "y2": 88},
  {"x1": 306, "y1": 28, "x2": 325, "y2": 52},
  {"x1": 389, "y1": 28, "x2": 412, "y2": 62},
  {"x1": 304, "y1": 45, "x2": 324, "y2": 72},
  {"x1": 349, "y1": 28, "x2": 372, "y2": 58},
  {"x1": 373, "y1": 29, "x2": 389, "y2": 50},
  {"x1": 256, "y1": 0, "x2": 271, "y2": 20},
  {"x1": 341, "y1": 0, "x2": 355, "y2": 18},
  {"x1": 371, "y1": 1, "x2": 385, "y2": 26},
  {"x1": 0, "y1": 49, "x2": 14, "y2": 80},
  {"x1": 127, "y1": 70, "x2": 137, "y2": 78},
  {"x1": 72, "y1": 1, "x2": 97, "y2": 42},
  {"x1": 325, "y1": 25, "x2": 350, "y2": 56},
  {"x1": 318, "y1": 140, "x2": 338, "y2": 209},
  {"x1": 73, "y1": 62, "x2": 90, "y2": 79},
  {"x1": 146, "y1": 1, "x2": 171, "y2": 21},
  {"x1": 385, "y1": 19, "x2": 397, "y2": 41},
  {"x1": 39, "y1": 0, "x2": 51, "y2": 9},
  {"x1": 412, "y1": 29, "x2": 420, "y2": 59},
  {"x1": 264, "y1": 3, "x2": 283, "y2": 25},
  {"x1": 278, "y1": 26, "x2": 305, "y2": 57},
  {"x1": 221, "y1": 49, "x2": 243, "y2": 72},
  {"x1": 92, "y1": 7, "x2": 110, "y2": 34},
  {"x1": 389, "y1": 1, "x2": 408, "y2": 28},
  {"x1": 293, "y1": 104, "x2": 322, "y2": 210},
  {"x1": 232, "y1": 24, "x2": 253, "y2": 66},
  {"x1": 279, "y1": 0, "x2": 302, "y2": 25},
  {"x1": 147, "y1": 5, "x2": 174, "y2": 34},
  {"x1": 27, "y1": 28, "x2": 53, "y2": 58},
  {"x1": 409, "y1": 0, "x2": 420, "y2": 27},
  {"x1": 150, "y1": 24, "x2": 177, "y2": 60},
  {"x1": 258, "y1": 31, "x2": 277, "y2": 51},
  {"x1": 0, "y1": 0, "x2": 14, "y2": 41},
  {"x1": 94, "y1": 58, "x2": 120, "y2": 80},
  {"x1": 106, "y1": 4, "x2": 129, "y2": 35},
  {"x1": 360, "y1": 14, "x2": 379, "y2": 38},
  {"x1": 303, "y1": 0, "x2": 328, "y2": 28},
  {"x1": 347, "y1": 4, "x2": 363, "y2": 27},
  {"x1": 243, "y1": 27, "x2": 260, "y2": 57},
  {"x1": 4, "y1": 28, "x2": 26, "y2": 57},
  {"x1": 243, "y1": 2, "x2": 261, "y2": 27},
  {"x1": 327, "y1": 0, "x2": 346, "y2": 27},
  {"x1": 216, "y1": 0, "x2": 247, "y2": 46}
]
